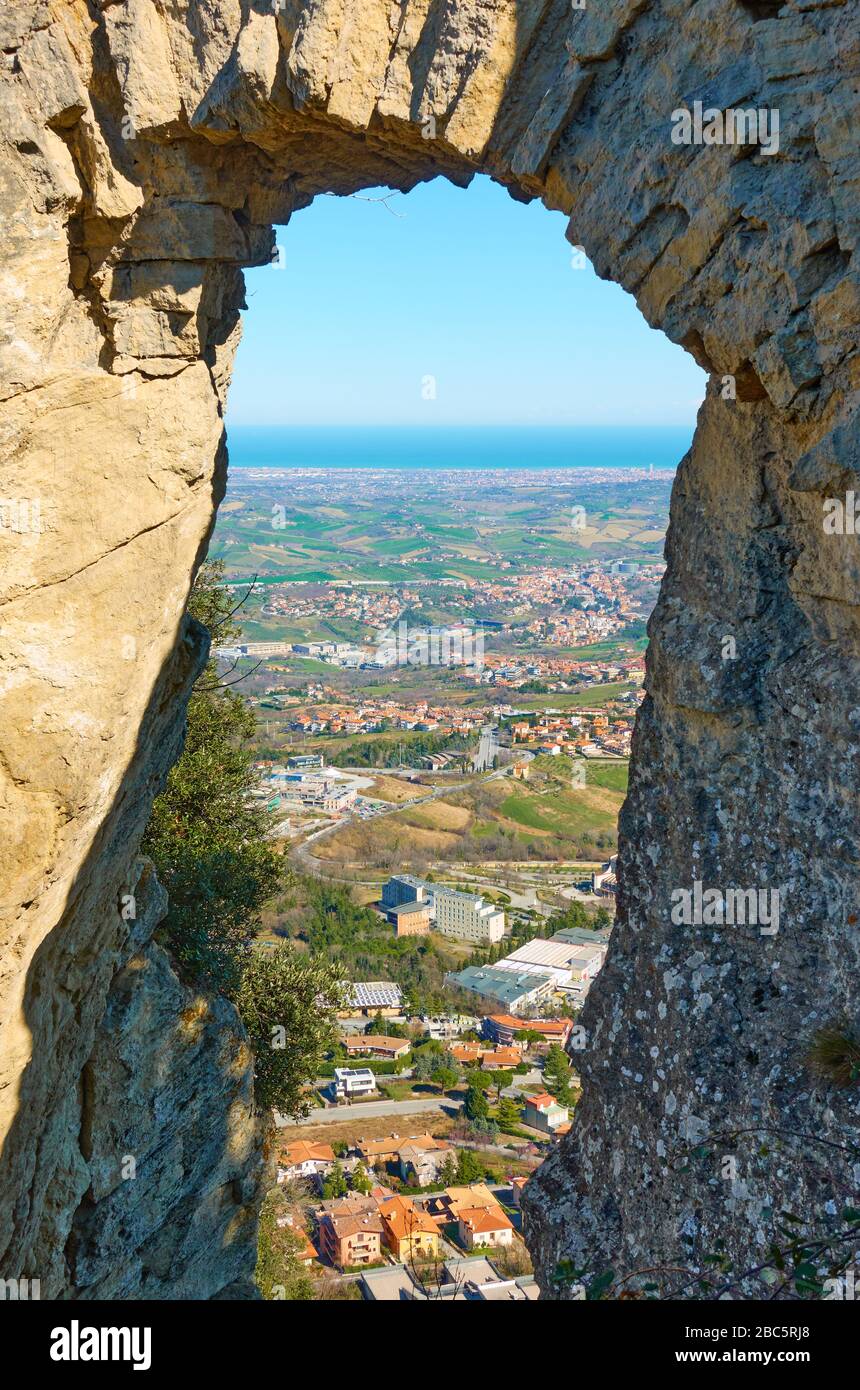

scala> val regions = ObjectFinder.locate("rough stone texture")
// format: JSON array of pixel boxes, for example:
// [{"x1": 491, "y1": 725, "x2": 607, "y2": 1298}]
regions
[{"x1": 1, "y1": 0, "x2": 857, "y2": 1297}]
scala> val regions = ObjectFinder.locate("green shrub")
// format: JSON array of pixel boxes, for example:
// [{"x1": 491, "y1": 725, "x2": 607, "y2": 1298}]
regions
[{"x1": 238, "y1": 946, "x2": 343, "y2": 1114}]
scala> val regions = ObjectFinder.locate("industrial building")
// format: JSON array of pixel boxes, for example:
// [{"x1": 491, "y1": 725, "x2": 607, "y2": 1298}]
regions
[{"x1": 444, "y1": 965, "x2": 555, "y2": 1014}]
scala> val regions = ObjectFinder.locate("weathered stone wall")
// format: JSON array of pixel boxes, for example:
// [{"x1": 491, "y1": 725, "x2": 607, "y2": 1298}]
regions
[{"x1": 1, "y1": 0, "x2": 857, "y2": 1296}]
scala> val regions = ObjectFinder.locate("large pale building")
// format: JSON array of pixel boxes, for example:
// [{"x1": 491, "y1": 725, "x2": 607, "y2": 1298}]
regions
[
  {"x1": 381, "y1": 875, "x2": 505, "y2": 944},
  {"x1": 433, "y1": 887, "x2": 505, "y2": 944}
]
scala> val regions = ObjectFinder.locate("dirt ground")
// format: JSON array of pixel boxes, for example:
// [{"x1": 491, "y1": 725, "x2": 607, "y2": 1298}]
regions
[{"x1": 287, "y1": 1109, "x2": 455, "y2": 1151}]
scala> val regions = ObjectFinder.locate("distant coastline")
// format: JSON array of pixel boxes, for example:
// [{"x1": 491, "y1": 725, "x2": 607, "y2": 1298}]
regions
[{"x1": 225, "y1": 424, "x2": 691, "y2": 471}]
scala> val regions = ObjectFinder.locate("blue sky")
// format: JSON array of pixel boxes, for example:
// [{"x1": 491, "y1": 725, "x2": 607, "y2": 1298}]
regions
[{"x1": 228, "y1": 174, "x2": 706, "y2": 429}]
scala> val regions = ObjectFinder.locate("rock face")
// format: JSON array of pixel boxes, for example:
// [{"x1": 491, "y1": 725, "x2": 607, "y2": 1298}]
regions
[{"x1": 1, "y1": 0, "x2": 857, "y2": 1297}]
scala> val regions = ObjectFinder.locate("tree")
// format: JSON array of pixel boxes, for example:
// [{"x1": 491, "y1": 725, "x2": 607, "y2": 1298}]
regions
[
  {"x1": 322, "y1": 1159, "x2": 348, "y2": 1200},
  {"x1": 491, "y1": 1069, "x2": 514, "y2": 1101},
  {"x1": 497, "y1": 1096, "x2": 521, "y2": 1131},
  {"x1": 413, "y1": 1051, "x2": 438, "y2": 1083},
  {"x1": 543, "y1": 1043, "x2": 571, "y2": 1092},
  {"x1": 432, "y1": 1065, "x2": 458, "y2": 1092},
  {"x1": 465, "y1": 1081, "x2": 490, "y2": 1126},
  {"x1": 457, "y1": 1148, "x2": 485, "y2": 1183},
  {"x1": 367, "y1": 1016, "x2": 408, "y2": 1038},
  {"x1": 143, "y1": 561, "x2": 284, "y2": 996},
  {"x1": 439, "y1": 1153, "x2": 458, "y2": 1187},
  {"x1": 255, "y1": 1187, "x2": 315, "y2": 1301},
  {"x1": 555, "y1": 1078, "x2": 576, "y2": 1108},
  {"x1": 464, "y1": 1068, "x2": 492, "y2": 1093},
  {"x1": 351, "y1": 1162, "x2": 372, "y2": 1195},
  {"x1": 238, "y1": 945, "x2": 343, "y2": 1115}
]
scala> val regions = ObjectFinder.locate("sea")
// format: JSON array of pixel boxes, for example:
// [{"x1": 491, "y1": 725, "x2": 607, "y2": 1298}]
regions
[{"x1": 225, "y1": 425, "x2": 691, "y2": 472}]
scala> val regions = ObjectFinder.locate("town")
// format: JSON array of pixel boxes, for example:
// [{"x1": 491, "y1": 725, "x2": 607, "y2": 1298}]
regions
[
  {"x1": 212, "y1": 464, "x2": 653, "y2": 1300},
  {"x1": 270, "y1": 989, "x2": 594, "y2": 1300}
]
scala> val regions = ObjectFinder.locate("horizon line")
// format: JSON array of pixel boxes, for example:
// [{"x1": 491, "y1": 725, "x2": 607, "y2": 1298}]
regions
[{"x1": 225, "y1": 421, "x2": 697, "y2": 431}]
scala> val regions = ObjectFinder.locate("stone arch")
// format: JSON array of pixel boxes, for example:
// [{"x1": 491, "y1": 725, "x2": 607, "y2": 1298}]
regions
[{"x1": 1, "y1": 0, "x2": 857, "y2": 1297}]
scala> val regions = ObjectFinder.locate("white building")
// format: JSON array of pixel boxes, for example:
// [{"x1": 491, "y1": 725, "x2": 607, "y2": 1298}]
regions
[
  {"x1": 381, "y1": 877, "x2": 505, "y2": 944},
  {"x1": 332, "y1": 1067, "x2": 377, "y2": 1101},
  {"x1": 433, "y1": 887, "x2": 505, "y2": 944}
]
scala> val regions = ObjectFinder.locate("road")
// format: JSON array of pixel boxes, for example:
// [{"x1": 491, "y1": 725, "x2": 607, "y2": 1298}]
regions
[
  {"x1": 289, "y1": 760, "x2": 508, "y2": 872},
  {"x1": 275, "y1": 1095, "x2": 464, "y2": 1128}
]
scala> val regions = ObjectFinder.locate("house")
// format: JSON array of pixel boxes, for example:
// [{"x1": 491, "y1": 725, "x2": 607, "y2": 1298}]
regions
[
  {"x1": 442, "y1": 1183, "x2": 503, "y2": 1222},
  {"x1": 398, "y1": 1136, "x2": 454, "y2": 1187},
  {"x1": 316, "y1": 1194, "x2": 386, "y2": 1270},
  {"x1": 355, "y1": 1134, "x2": 403, "y2": 1168},
  {"x1": 277, "y1": 1140, "x2": 335, "y2": 1184},
  {"x1": 332, "y1": 1067, "x2": 377, "y2": 1102},
  {"x1": 458, "y1": 1205, "x2": 515, "y2": 1251},
  {"x1": 378, "y1": 1195, "x2": 441, "y2": 1262},
  {"x1": 523, "y1": 1091, "x2": 570, "y2": 1133},
  {"x1": 479, "y1": 1046, "x2": 522, "y2": 1070},
  {"x1": 450, "y1": 1041, "x2": 482, "y2": 1066},
  {"x1": 354, "y1": 1132, "x2": 453, "y2": 1186},
  {"x1": 344, "y1": 1035, "x2": 410, "y2": 1061}
]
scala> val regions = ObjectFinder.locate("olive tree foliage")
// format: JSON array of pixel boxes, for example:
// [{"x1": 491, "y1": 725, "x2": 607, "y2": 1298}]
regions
[
  {"x1": 143, "y1": 560, "x2": 282, "y2": 995},
  {"x1": 143, "y1": 560, "x2": 342, "y2": 1116},
  {"x1": 239, "y1": 946, "x2": 343, "y2": 1115}
]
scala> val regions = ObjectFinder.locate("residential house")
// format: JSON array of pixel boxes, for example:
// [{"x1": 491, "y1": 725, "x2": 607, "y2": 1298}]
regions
[
  {"x1": 343, "y1": 1036, "x2": 410, "y2": 1061},
  {"x1": 450, "y1": 1041, "x2": 483, "y2": 1066},
  {"x1": 275, "y1": 1212, "x2": 318, "y2": 1265},
  {"x1": 458, "y1": 1205, "x2": 515, "y2": 1252},
  {"x1": 332, "y1": 1067, "x2": 377, "y2": 1101},
  {"x1": 316, "y1": 1193, "x2": 386, "y2": 1270},
  {"x1": 354, "y1": 1132, "x2": 453, "y2": 1187},
  {"x1": 479, "y1": 1046, "x2": 522, "y2": 1070},
  {"x1": 523, "y1": 1091, "x2": 570, "y2": 1134},
  {"x1": 398, "y1": 1136, "x2": 454, "y2": 1188},
  {"x1": 354, "y1": 1134, "x2": 403, "y2": 1168},
  {"x1": 277, "y1": 1140, "x2": 335, "y2": 1185},
  {"x1": 378, "y1": 1195, "x2": 441, "y2": 1263},
  {"x1": 441, "y1": 1183, "x2": 503, "y2": 1224}
]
